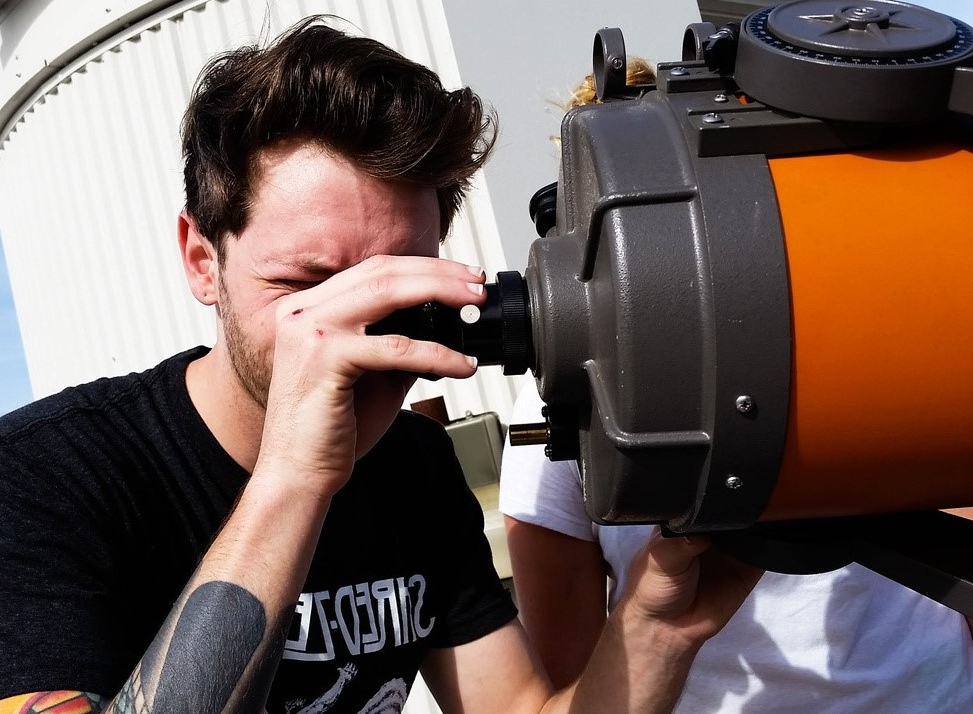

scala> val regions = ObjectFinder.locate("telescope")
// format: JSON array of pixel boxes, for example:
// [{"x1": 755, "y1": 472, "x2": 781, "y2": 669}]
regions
[{"x1": 369, "y1": 0, "x2": 973, "y2": 614}]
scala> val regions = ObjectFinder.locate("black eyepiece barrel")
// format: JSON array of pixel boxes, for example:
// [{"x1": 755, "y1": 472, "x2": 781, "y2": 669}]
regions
[{"x1": 366, "y1": 270, "x2": 534, "y2": 376}]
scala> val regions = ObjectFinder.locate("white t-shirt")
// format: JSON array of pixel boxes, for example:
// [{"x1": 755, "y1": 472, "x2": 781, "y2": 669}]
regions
[{"x1": 500, "y1": 382, "x2": 973, "y2": 713}]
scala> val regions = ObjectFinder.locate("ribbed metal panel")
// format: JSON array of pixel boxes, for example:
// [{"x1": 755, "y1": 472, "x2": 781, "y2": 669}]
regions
[{"x1": 0, "y1": 0, "x2": 521, "y2": 426}]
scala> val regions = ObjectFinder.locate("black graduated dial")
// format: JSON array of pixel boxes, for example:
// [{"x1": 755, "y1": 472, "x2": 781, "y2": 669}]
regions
[
  {"x1": 733, "y1": 0, "x2": 973, "y2": 122},
  {"x1": 749, "y1": 2, "x2": 973, "y2": 65}
]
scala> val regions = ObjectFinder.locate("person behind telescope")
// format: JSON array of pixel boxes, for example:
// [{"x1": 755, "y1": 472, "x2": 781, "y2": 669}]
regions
[
  {"x1": 0, "y1": 17, "x2": 763, "y2": 714},
  {"x1": 500, "y1": 58, "x2": 973, "y2": 713},
  {"x1": 565, "y1": 55, "x2": 656, "y2": 108}
]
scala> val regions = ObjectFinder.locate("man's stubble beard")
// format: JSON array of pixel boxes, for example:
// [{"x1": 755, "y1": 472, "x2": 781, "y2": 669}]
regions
[{"x1": 218, "y1": 275, "x2": 272, "y2": 410}]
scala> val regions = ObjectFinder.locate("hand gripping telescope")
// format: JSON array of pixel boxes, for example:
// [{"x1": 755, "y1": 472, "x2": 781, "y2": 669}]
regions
[{"x1": 370, "y1": 0, "x2": 973, "y2": 613}]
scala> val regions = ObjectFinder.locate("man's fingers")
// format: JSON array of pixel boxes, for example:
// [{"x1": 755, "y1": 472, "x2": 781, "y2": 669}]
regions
[
  {"x1": 646, "y1": 535, "x2": 710, "y2": 577},
  {"x1": 368, "y1": 332, "x2": 479, "y2": 378},
  {"x1": 286, "y1": 255, "x2": 487, "y2": 322},
  {"x1": 269, "y1": 256, "x2": 490, "y2": 382},
  {"x1": 275, "y1": 327, "x2": 478, "y2": 385}
]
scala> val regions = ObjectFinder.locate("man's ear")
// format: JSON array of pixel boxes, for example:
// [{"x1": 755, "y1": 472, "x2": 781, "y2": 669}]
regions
[{"x1": 178, "y1": 210, "x2": 218, "y2": 306}]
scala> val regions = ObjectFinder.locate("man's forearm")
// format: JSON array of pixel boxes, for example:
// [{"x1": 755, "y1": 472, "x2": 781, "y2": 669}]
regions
[
  {"x1": 104, "y1": 476, "x2": 330, "y2": 714},
  {"x1": 105, "y1": 581, "x2": 287, "y2": 713},
  {"x1": 542, "y1": 607, "x2": 699, "y2": 714},
  {"x1": 539, "y1": 535, "x2": 762, "y2": 714}
]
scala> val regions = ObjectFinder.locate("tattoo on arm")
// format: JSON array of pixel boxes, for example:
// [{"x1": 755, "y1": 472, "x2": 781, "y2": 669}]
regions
[
  {"x1": 4, "y1": 691, "x2": 105, "y2": 713},
  {"x1": 106, "y1": 581, "x2": 289, "y2": 714}
]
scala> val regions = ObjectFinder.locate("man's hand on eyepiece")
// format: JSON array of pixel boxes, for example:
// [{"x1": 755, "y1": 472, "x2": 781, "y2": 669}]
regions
[{"x1": 253, "y1": 255, "x2": 487, "y2": 503}]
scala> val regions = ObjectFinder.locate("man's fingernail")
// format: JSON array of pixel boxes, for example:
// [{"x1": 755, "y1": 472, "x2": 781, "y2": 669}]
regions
[
  {"x1": 467, "y1": 264, "x2": 484, "y2": 278},
  {"x1": 468, "y1": 283, "x2": 484, "y2": 296},
  {"x1": 466, "y1": 355, "x2": 478, "y2": 368}
]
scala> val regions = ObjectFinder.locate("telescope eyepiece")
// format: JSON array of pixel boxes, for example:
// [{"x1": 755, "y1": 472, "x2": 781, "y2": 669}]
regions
[{"x1": 366, "y1": 270, "x2": 533, "y2": 376}]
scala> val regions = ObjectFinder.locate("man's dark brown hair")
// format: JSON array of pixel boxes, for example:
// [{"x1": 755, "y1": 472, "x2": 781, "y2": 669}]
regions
[{"x1": 181, "y1": 15, "x2": 497, "y2": 255}]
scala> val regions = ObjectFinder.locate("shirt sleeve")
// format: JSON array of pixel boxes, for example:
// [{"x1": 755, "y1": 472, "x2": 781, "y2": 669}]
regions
[
  {"x1": 498, "y1": 382, "x2": 596, "y2": 543},
  {"x1": 0, "y1": 440, "x2": 125, "y2": 699}
]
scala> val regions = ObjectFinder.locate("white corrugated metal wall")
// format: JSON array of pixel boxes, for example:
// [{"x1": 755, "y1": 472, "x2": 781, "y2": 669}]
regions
[{"x1": 0, "y1": 0, "x2": 524, "y2": 424}]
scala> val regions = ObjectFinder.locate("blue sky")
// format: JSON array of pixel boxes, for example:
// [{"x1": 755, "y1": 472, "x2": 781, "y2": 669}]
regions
[
  {"x1": 0, "y1": 239, "x2": 31, "y2": 415},
  {"x1": 921, "y1": 1, "x2": 972, "y2": 21}
]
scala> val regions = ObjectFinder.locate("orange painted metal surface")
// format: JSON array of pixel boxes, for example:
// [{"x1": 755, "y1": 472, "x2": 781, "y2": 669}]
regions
[{"x1": 761, "y1": 144, "x2": 973, "y2": 521}]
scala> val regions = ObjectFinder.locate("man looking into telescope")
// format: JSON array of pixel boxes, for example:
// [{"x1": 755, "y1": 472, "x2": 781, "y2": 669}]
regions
[{"x1": 0, "y1": 15, "x2": 761, "y2": 714}]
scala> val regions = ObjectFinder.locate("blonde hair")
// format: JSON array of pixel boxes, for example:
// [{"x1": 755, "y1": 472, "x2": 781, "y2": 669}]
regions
[{"x1": 564, "y1": 56, "x2": 656, "y2": 110}]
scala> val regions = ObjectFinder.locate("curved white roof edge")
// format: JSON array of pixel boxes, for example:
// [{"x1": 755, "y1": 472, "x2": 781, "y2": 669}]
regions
[{"x1": 0, "y1": 0, "x2": 201, "y2": 142}]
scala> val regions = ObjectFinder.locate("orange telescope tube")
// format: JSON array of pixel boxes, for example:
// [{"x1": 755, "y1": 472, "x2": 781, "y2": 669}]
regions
[{"x1": 763, "y1": 144, "x2": 973, "y2": 521}]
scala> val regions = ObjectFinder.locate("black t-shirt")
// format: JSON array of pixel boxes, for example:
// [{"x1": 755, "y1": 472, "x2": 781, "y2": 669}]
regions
[{"x1": 0, "y1": 347, "x2": 516, "y2": 711}]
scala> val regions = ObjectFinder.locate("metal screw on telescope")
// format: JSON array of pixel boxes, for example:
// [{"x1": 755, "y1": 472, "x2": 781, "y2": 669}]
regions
[
  {"x1": 735, "y1": 394, "x2": 755, "y2": 414},
  {"x1": 725, "y1": 475, "x2": 743, "y2": 490},
  {"x1": 670, "y1": 66, "x2": 689, "y2": 76},
  {"x1": 702, "y1": 112, "x2": 724, "y2": 124},
  {"x1": 714, "y1": 93, "x2": 729, "y2": 103}
]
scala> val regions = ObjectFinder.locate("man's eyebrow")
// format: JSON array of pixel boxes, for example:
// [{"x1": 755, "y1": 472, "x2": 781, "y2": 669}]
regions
[{"x1": 265, "y1": 257, "x2": 338, "y2": 275}]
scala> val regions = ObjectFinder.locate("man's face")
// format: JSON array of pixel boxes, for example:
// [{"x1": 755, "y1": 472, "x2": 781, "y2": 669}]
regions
[{"x1": 214, "y1": 140, "x2": 441, "y2": 409}]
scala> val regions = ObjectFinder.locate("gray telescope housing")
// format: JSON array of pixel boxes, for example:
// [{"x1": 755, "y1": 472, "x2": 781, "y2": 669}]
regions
[
  {"x1": 526, "y1": 85, "x2": 793, "y2": 533},
  {"x1": 517, "y1": 0, "x2": 973, "y2": 534}
]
